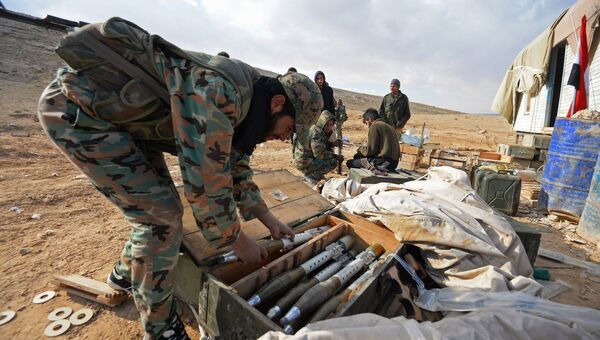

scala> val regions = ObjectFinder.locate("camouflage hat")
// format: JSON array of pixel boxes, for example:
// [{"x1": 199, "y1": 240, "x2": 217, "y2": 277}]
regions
[
  {"x1": 278, "y1": 72, "x2": 323, "y2": 146},
  {"x1": 316, "y1": 110, "x2": 335, "y2": 129}
]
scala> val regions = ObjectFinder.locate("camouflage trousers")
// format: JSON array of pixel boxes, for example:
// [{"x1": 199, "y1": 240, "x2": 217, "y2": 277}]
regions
[
  {"x1": 38, "y1": 80, "x2": 183, "y2": 338},
  {"x1": 301, "y1": 158, "x2": 337, "y2": 181}
]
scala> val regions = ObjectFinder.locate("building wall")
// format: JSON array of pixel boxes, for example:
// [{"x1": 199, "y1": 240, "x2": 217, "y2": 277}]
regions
[{"x1": 513, "y1": 85, "x2": 548, "y2": 132}]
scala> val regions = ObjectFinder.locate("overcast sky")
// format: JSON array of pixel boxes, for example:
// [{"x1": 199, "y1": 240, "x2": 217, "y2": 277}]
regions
[{"x1": 6, "y1": 0, "x2": 573, "y2": 113}]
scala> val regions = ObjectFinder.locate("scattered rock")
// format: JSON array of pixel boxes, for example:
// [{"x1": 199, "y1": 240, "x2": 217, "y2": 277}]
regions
[
  {"x1": 51, "y1": 173, "x2": 58, "y2": 177},
  {"x1": 19, "y1": 247, "x2": 32, "y2": 255},
  {"x1": 478, "y1": 129, "x2": 487, "y2": 134},
  {"x1": 9, "y1": 206, "x2": 22, "y2": 214},
  {"x1": 31, "y1": 214, "x2": 41, "y2": 220},
  {"x1": 10, "y1": 131, "x2": 30, "y2": 137},
  {"x1": 565, "y1": 234, "x2": 588, "y2": 245},
  {"x1": 548, "y1": 214, "x2": 559, "y2": 222},
  {"x1": 74, "y1": 175, "x2": 87, "y2": 180},
  {"x1": 45, "y1": 229, "x2": 55, "y2": 236}
]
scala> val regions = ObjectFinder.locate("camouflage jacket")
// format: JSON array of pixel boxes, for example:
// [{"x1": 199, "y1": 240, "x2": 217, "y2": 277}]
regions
[
  {"x1": 54, "y1": 17, "x2": 267, "y2": 247},
  {"x1": 295, "y1": 110, "x2": 335, "y2": 169},
  {"x1": 378, "y1": 91, "x2": 411, "y2": 128},
  {"x1": 335, "y1": 103, "x2": 348, "y2": 126}
]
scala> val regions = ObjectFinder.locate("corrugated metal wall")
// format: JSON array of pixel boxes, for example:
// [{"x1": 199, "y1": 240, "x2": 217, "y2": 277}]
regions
[{"x1": 514, "y1": 85, "x2": 548, "y2": 132}]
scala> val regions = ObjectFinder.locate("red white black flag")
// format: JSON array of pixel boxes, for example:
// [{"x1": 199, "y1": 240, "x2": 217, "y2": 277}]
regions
[{"x1": 567, "y1": 15, "x2": 589, "y2": 117}]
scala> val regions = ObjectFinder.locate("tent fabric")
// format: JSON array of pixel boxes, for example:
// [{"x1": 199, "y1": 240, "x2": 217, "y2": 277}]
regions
[
  {"x1": 553, "y1": 0, "x2": 600, "y2": 53},
  {"x1": 260, "y1": 309, "x2": 600, "y2": 340},
  {"x1": 259, "y1": 166, "x2": 600, "y2": 340},
  {"x1": 491, "y1": 16, "x2": 562, "y2": 123},
  {"x1": 338, "y1": 166, "x2": 538, "y2": 292}
]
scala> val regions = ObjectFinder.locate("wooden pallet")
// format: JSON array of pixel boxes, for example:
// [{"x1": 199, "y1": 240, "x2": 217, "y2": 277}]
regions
[{"x1": 55, "y1": 274, "x2": 129, "y2": 307}]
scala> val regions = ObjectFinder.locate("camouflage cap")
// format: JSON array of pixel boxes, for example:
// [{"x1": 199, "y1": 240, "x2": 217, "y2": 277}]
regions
[
  {"x1": 316, "y1": 110, "x2": 335, "y2": 129},
  {"x1": 278, "y1": 72, "x2": 323, "y2": 147}
]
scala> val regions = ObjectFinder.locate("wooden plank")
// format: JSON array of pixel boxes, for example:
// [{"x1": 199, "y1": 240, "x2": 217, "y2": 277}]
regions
[
  {"x1": 260, "y1": 180, "x2": 316, "y2": 208},
  {"x1": 182, "y1": 194, "x2": 333, "y2": 265},
  {"x1": 400, "y1": 144, "x2": 424, "y2": 155},
  {"x1": 54, "y1": 275, "x2": 129, "y2": 307},
  {"x1": 479, "y1": 151, "x2": 501, "y2": 160},
  {"x1": 252, "y1": 169, "x2": 299, "y2": 189},
  {"x1": 401, "y1": 154, "x2": 422, "y2": 163}
]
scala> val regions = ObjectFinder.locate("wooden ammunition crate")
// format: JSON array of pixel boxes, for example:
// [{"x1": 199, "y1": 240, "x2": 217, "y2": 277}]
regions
[{"x1": 174, "y1": 170, "x2": 408, "y2": 338}]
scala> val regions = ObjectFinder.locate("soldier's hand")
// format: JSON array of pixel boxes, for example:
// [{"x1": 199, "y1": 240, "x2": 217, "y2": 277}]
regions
[
  {"x1": 335, "y1": 154, "x2": 345, "y2": 162},
  {"x1": 232, "y1": 232, "x2": 268, "y2": 265},
  {"x1": 258, "y1": 211, "x2": 295, "y2": 240}
]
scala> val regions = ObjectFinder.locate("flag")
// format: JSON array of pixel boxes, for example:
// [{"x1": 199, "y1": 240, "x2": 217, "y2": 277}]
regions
[{"x1": 567, "y1": 15, "x2": 589, "y2": 117}]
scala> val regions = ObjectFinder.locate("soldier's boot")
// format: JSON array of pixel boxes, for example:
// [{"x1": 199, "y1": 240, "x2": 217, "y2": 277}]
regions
[
  {"x1": 150, "y1": 311, "x2": 191, "y2": 340},
  {"x1": 107, "y1": 264, "x2": 132, "y2": 293}
]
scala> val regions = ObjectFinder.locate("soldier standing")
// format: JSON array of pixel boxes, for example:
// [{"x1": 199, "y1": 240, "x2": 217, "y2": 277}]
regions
[
  {"x1": 379, "y1": 78, "x2": 411, "y2": 137},
  {"x1": 37, "y1": 18, "x2": 322, "y2": 339}
]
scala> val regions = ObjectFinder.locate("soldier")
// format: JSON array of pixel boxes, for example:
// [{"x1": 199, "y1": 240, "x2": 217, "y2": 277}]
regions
[
  {"x1": 334, "y1": 98, "x2": 347, "y2": 140},
  {"x1": 37, "y1": 18, "x2": 322, "y2": 340},
  {"x1": 379, "y1": 78, "x2": 411, "y2": 137},
  {"x1": 295, "y1": 110, "x2": 343, "y2": 185},
  {"x1": 346, "y1": 109, "x2": 400, "y2": 172},
  {"x1": 333, "y1": 99, "x2": 347, "y2": 174}
]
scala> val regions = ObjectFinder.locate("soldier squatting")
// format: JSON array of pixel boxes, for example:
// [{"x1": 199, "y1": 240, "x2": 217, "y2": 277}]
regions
[{"x1": 37, "y1": 17, "x2": 410, "y2": 339}]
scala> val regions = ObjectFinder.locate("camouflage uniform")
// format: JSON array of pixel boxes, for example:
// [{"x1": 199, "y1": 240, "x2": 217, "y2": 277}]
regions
[
  {"x1": 379, "y1": 91, "x2": 411, "y2": 137},
  {"x1": 37, "y1": 18, "x2": 321, "y2": 338},
  {"x1": 334, "y1": 101, "x2": 347, "y2": 141},
  {"x1": 295, "y1": 110, "x2": 337, "y2": 181}
]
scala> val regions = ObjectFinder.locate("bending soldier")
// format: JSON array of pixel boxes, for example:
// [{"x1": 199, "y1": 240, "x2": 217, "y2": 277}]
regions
[{"x1": 37, "y1": 17, "x2": 322, "y2": 340}]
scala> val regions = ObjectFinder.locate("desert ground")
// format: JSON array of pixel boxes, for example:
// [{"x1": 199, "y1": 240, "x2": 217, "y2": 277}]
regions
[{"x1": 0, "y1": 16, "x2": 598, "y2": 339}]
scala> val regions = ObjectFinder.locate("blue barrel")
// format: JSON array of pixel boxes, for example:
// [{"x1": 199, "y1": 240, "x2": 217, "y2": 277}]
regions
[
  {"x1": 541, "y1": 118, "x2": 600, "y2": 220},
  {"x1": 578, "y1": 155, "x2": 600, "y2": 242}
]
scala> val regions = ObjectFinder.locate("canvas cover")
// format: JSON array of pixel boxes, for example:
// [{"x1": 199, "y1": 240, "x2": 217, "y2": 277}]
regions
[
  {"x1": 491, "y1": 12, "x2": 564, "y2": 123},
  {"x1": 260, "y1": 166, "x2": 600, "y2": 339}
]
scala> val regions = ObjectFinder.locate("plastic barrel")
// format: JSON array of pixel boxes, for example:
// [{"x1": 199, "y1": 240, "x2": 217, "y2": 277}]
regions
[
  {"x1": 577, "y1": 155, "x2": 600, "y2": 243},
  {"x1": 540, "y1": 118, "x2": 600, "y2": 220}
]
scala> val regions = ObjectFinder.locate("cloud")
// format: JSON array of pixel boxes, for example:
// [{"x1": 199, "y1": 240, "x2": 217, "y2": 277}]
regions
[{"x1": 5, "y1": 0, "x2": 571, "y2": 113}]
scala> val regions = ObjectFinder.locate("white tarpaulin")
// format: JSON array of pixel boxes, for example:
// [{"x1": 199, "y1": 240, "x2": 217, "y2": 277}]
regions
[
  {"x1": 339, "y1": 166, "x2": 539, "y2": 293},
  {"x1": 261, "y1": 309, "x2": 600, "y2": 340},
  {"x1": 260, "y1": 166, "x2": 600, "y2": 340}
]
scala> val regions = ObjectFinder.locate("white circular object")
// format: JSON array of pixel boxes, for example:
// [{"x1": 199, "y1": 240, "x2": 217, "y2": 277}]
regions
[
  {"x1": 48, "y1": 307, "x2": 73, "y2": 321},
  {"x1": 32, "y1": 290, "x2": 56, "y2": 304},
  {"x1": 69, "y1": 308, "x2": 94, "y2": 325},
  {"x1": 0, "y1": 310, "x2": 16, "y2": 326},
  {"x1": 44, "y1": 319, "x2": 70, "y2": 337}
]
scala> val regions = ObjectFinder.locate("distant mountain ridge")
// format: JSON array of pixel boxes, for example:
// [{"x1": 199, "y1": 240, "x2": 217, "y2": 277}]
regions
[{"x1": 255, "y1": 67, "x2": 466, "y2": 114}]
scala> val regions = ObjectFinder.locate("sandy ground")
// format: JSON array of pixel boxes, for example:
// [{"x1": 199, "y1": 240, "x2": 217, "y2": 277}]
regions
[{"x1": 0, "y1": 16, "x2": 598, "y2": 340}]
